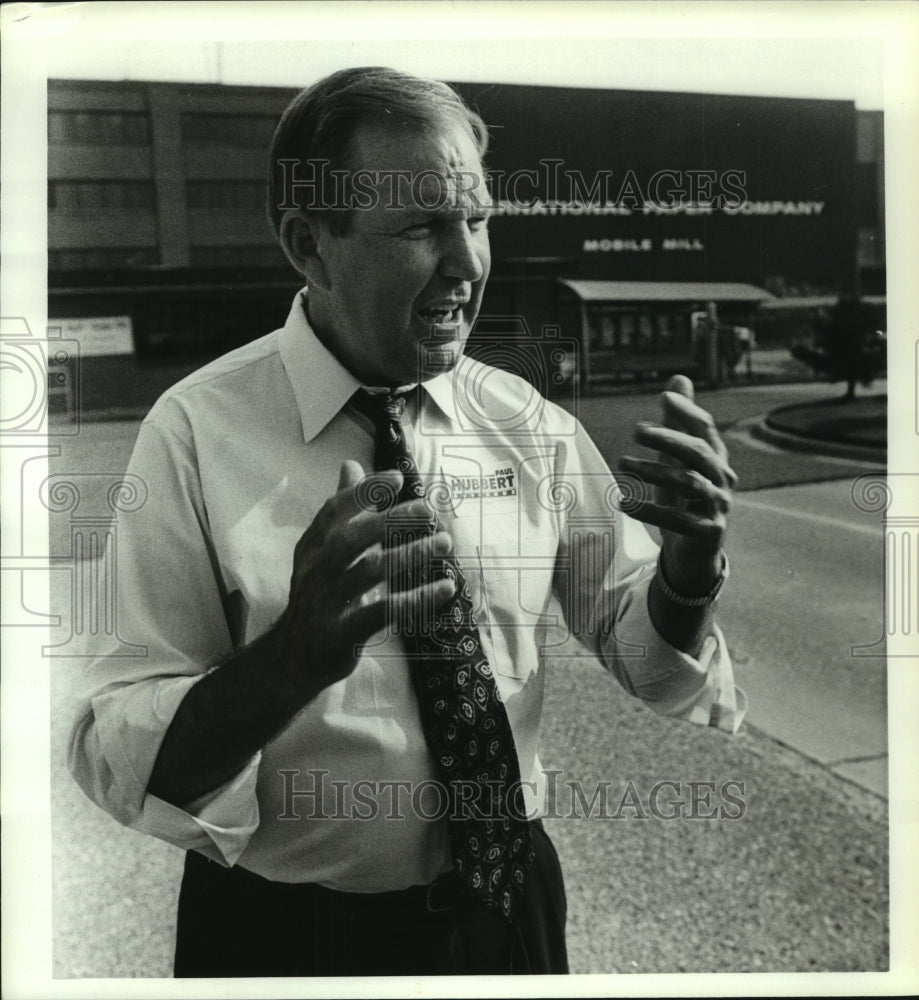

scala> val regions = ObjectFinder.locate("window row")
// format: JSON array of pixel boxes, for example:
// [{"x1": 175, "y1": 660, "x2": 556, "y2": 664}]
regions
[
  {"x1": 189, "y1": 244, "x2": 287, "y2": 267},
  {"x1": 48, "y1": 179, "x2": 274, "y2": 212},
  {"x1": 48, "y1": 110, "x2": 282, "y2": 149},
  {"x1": 49, "y1": 111, "x2": 151, "y2": 146},
  {"x1": 47, "y1": 245, "x2": 286, "y2": 270},
  {"x1": 180, "y1": 113, "x2": 280, "y2": 148},
  {"x1": 49, "y1": 247, "x2": 160, "y2": 270},
  {"x1": 49, "y1": 181, "x2": 157, "y2": 211},
  {"x1": 586, "y1": 310, "x2": 692, "y2": 354},
  {"x1": 186, "y1": 180, "x2": 266, "y2": 210}
]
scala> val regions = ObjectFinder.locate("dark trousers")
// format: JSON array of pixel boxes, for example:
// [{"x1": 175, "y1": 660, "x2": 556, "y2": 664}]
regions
[{"x1": 174, "y1": 821, "x2": 568, "y2": 977}]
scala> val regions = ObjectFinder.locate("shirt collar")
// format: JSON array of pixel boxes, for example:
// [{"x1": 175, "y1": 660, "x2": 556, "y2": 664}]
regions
[
  {"x1": 278, "y1": 289, "x2": 460, "y2": 442},
  {"x1": 419, "y1": 369, "x2": 460, "y2": 424}
]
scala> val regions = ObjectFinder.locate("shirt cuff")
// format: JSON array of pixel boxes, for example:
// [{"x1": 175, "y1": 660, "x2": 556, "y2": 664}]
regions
[
  {"x1": 180, "y1": 756, "x2": 261, "y2": 865},
  {"x1": 602, "y1": 574, "x2": 747, "y2": 733},
  {"x1": 91, "y1": 675, "x2": 262, "y2": 863}
]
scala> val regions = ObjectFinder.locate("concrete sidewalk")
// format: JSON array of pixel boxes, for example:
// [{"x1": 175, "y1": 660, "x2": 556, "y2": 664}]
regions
[{"x1": 50, "y1": 622, "x2": 888, "y2": 978}]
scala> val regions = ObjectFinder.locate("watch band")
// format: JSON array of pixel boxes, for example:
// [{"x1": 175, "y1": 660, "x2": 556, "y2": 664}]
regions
[{"x1": 655, "y1": 552, "x2": 730, "y2": 607}]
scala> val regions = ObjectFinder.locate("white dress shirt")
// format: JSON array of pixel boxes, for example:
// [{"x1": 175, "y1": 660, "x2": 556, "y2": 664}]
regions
[{"x1": 66, "y1": 291, "x2": 745, "y2": 892}]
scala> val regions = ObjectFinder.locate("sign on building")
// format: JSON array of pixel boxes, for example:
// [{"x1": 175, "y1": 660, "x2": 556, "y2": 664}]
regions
[{"x1": 56, "y1": 316, "x2": 133, "y2": 357}]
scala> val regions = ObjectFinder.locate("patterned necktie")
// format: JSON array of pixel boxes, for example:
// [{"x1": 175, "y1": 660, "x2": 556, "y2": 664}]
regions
[{"x1": 355, "y1": 388, "x2": 534, "y2": 921}]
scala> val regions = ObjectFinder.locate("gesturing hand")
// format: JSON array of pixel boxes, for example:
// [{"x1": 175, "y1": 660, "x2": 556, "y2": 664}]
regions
[
  {"x1": 276, "y1": 460, "x2": 456, "y2": 702},
  {"x1": 619, "y1": 375, "x2": 737, "y2": 596}
]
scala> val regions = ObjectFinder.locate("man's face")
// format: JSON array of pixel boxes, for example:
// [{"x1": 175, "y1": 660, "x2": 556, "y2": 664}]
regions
[{"x1": 309, "y1": 121, "x2": 492, "y2": 386}]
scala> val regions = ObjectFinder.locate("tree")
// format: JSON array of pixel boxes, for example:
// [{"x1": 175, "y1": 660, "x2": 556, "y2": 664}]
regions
[{"x1": 791, "y1": 297, "x2": 886, "y2": 400}]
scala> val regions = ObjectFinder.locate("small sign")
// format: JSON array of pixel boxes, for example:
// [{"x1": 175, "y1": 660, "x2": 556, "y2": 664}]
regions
[{"x1": 56, "y1": 316, "x2": 133, "y2": 357}]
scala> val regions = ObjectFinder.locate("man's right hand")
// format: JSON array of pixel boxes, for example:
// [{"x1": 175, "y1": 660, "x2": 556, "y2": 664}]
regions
[
  {"x1": 148, "y1": 460, "x2": 455, "y2": 806},
  {"x1": 276, "y1": 460, "x2": 456, "y2": 703}
]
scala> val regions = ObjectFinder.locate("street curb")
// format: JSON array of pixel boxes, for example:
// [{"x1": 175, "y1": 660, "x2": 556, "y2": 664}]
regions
[{"x1": 745, "y1": 417, "x2": 887, "y2": 464}]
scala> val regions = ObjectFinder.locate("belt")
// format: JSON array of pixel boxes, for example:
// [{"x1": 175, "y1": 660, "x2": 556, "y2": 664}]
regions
[
  {"x1": 189, "y1": 851, "x2": 469, "y2": 915},
  {"x1": 330, "y1": 870, "x2": 467, "y2": 915},
  {"x1": 423, "y1": 871, "x2": 467, "y2": 913}
]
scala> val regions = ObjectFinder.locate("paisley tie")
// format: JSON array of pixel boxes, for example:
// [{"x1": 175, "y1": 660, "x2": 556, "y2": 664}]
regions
[{"x1": 355, "y1": 388, "x2": 534, "y2": 920}]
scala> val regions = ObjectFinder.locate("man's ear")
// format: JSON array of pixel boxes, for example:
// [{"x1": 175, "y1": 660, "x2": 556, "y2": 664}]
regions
[{"x1": 279, "y1": 210, "x2": 331, "y2": 290}]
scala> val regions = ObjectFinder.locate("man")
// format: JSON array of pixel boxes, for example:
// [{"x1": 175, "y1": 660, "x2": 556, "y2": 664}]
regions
[{"x1": 67, "y1": 67, "x2": 744, "y2": 977}]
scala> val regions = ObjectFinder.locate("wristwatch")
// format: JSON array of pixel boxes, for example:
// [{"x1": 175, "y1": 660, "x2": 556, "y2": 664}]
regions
[{"x1": 655, "y1": 551, "x2": 730, "y2": 607}]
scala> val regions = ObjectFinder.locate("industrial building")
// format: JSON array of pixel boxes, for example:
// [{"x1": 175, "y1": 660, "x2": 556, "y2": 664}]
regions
[{"x1": 47, "y1": 79, "x2": 885, "y2": 410}]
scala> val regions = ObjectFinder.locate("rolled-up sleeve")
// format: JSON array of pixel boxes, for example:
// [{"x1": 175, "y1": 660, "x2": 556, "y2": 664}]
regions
[
  {"x1": 602, "y1": 570, "x2": 747, "y2": 733},
  {"x1": 553, "y1": 423, "x2": 746, "y2": 734},
  {"x1": 64, "y1": 405, "x2": 262, "y2": 864}
]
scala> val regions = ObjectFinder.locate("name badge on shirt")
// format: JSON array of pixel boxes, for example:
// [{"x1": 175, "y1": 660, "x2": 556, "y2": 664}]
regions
[{"x1": 441, "y1": 464, "x2": 520, "y2": 518}]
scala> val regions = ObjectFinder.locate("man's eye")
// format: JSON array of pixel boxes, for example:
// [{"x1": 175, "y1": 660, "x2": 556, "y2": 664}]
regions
[
  {"x1": 468, "y1": 216, "x2": 489, "y2": 233},
  {"x1": 401, "y1": 223, "x2": 434, "y2": 239}
]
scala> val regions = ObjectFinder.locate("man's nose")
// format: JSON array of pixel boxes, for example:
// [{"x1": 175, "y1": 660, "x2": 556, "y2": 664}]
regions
[{"x1": 438, "y1": 224, "x2": 486, "y2": 283}]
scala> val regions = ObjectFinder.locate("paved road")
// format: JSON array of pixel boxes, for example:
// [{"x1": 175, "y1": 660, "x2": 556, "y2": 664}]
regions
[
  {"x1": 565, "y1": 381, "x2": 888, "y2": 797},
  {"x1": 43, "y1": 379, "x2": 891, "y2": 977},
  {"x1": 724, "y1": 481, "x2": 886, "y2": 795}
]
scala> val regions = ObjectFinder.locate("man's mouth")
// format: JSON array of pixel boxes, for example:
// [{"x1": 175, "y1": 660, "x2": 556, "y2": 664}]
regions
[{"x1": 418, "y1": 304, "x2": 465, "y2": 327}]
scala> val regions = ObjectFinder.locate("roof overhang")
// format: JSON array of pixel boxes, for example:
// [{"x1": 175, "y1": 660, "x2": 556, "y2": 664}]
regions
[{"x1": 558, "y1": 279, "x2": 774, "y2": 304}]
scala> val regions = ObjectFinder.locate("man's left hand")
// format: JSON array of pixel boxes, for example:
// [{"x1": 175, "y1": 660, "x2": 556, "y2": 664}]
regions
[{"x1": 619, "y1": 375, "x2": 736, "y2": 596}]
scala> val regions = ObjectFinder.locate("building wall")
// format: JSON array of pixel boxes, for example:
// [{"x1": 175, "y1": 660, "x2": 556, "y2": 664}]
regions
[
  {"x1": 48, "y1": 78, "x2": 885, "y2": 293},
  {"x1": 854, "y1": 109, "x2": 885, "y2": 295},
  {"x1": 452, "y1": 83, "x2": 867, "y2": 297},
  {"x1": 48, "y1": 80, "x2": 297, "y2": 272},
  {"x1": 47, "y1": 78, "x2": 885, "y2": 405}
]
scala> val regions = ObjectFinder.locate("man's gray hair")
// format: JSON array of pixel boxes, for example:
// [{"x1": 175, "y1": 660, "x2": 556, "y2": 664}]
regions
[{"x1": 267, "y1": 66, "x2": 489, "y2": 237}]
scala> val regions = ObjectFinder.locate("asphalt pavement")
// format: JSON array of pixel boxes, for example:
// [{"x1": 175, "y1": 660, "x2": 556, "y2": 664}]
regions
[
  {"x1": 720, "y1": 481, "x2": 887, "y2": 796},
  {"x1": 45, "y1": 376, "x2": 892, "y2": 979}
]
